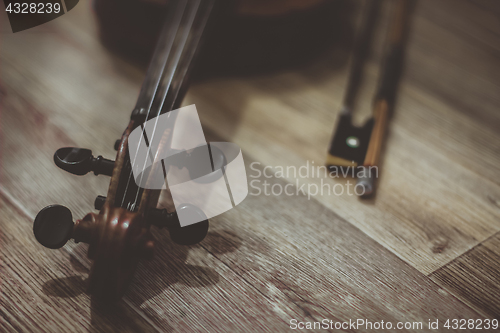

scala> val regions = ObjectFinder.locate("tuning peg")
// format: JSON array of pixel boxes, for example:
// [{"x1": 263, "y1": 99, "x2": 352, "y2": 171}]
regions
[
  {"x1": 94, "y1": 195, "x2": 107, "y2": 210},
  {"x1": 147, "y1": 207, "x2": 178, "y2": 229},
  {"x1": 33, "y1": 205, "x2": 74, "y2": 249},
  {"x1": 54, "y1": 147, "x2": 115, "y2": 176},
  {"x1": 169, "y1": 204, "x2": 209, "y2": 245},
  {"x1": 148, "y1": 204, "x2": 209, "y2": 245}
]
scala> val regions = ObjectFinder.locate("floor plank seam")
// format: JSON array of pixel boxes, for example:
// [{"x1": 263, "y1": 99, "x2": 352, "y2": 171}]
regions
[
  {"x1": 428, "y1": 230, "x2": 500, "y2": 277},
  {"x1": 427, "y1": 244, "x2": 482, "y2": 277},
  {"x1": 479, "y1": 229, "x2": 500, "y2": 247}
]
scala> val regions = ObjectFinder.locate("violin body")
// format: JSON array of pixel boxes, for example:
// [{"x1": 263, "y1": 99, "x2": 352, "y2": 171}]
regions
[{"x1": 94, "y1": 0, "x2": 342, "y2": 76}]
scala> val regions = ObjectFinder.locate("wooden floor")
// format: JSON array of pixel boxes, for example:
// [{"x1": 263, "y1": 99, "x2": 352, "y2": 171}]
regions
[{"x1": 1, "y1": 0, "x2": 500, "y2": 332}]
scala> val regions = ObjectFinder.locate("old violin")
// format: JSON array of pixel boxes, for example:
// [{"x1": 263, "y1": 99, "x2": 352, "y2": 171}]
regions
[{"x1": 32, "y1": 0, "x2": 331, "y2": 301}]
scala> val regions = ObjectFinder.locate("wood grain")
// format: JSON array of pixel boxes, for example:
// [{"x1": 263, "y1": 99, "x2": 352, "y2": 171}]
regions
[
  {"x1": 430, "y1": 232, "x2": 500, "y2": 318},
  {"x1": 0, "y1": 193, "x2": 314, "y2": 332},
  {"x1": 0, "y1": 162, "x2": 487, "y2": 332}
]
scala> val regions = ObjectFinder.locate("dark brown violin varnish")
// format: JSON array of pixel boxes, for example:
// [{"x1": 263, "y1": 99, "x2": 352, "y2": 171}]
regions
[{"x1": 1, "y1": 0, "x2": 500, "y2": 331}]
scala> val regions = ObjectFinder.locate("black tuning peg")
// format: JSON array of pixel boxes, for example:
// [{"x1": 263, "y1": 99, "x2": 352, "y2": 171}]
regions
[
  {"x1": 148, "y1": 204, "x2": 209, "y2": 245},
  {"x1": 54, "y1": 147, "x2": 115, "y2": 176},
  {"x1": 94, "y1": 195, "x2": 107, "y2": 210},
  {"x1": 33, "y1": 205, "x2": 74, "y2": 249}
]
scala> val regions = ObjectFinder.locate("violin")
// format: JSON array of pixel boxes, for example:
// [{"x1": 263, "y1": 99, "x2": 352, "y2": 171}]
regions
[{"x1": 32, "y1": 0, "x2": 332, "y2": 301}]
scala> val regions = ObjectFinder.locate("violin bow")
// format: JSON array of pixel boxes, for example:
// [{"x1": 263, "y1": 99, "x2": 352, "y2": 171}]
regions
[{"x1": 327, "y1": 0, "x2": 413, "y2": 196}]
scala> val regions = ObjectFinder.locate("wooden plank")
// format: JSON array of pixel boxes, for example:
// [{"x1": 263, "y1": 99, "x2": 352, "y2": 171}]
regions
[
  {"x1": 405, "y1": 9, "x2": 500, "y2": 133},
  {"x1": 0, "y1": 194, "x2": 317, "y2": 333},
  {"x1": 430, "y1": 232, "x2": 500, "y2": 318},
  {"x1": 185, "y1": 73, "x2": 500, "y2": 274},
  {"x1": 147, "y1": 156, "x2": 488, "y2": 331},
  {"x1": 182, "y1": 0, "x2": 500, "y2": 273},
  {"x1": 0, "y1": 164, "x2": 487, "y2": 332},
  {"x1": 418, "y1": 0, "x2": 500, "y2": 55}
]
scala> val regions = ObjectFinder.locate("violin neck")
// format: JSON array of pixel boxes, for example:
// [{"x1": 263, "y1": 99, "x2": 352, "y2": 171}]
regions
[
  {"x1": 131, "y1": 0, "x2": 216, "y2": 124},
  {"x1": 110, "y1": 0, "x2": 216, "y2": 213}
]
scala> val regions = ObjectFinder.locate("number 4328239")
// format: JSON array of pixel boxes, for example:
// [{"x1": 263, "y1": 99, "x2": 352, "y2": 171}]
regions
[
  {"x1": 444, "y1": 318, "x2": 498, "y2": 330},
  {"x1": 5, "y1": 2, "x2": 61, "y2": 14}
]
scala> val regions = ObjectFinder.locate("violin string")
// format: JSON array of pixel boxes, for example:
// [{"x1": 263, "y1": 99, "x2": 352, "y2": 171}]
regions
[
  {"x1": 119, "y1": 0, "x2": 189, "y2": 208},
  {"x1": 130, "y1": 0, "x2": 202, "y2": 208},
  {"x1": 161, "y1": 0, "x2": 214, "y2": 134},
  {"x1": 143, "y1": 0, "x2": 215, "y2": 209}
]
